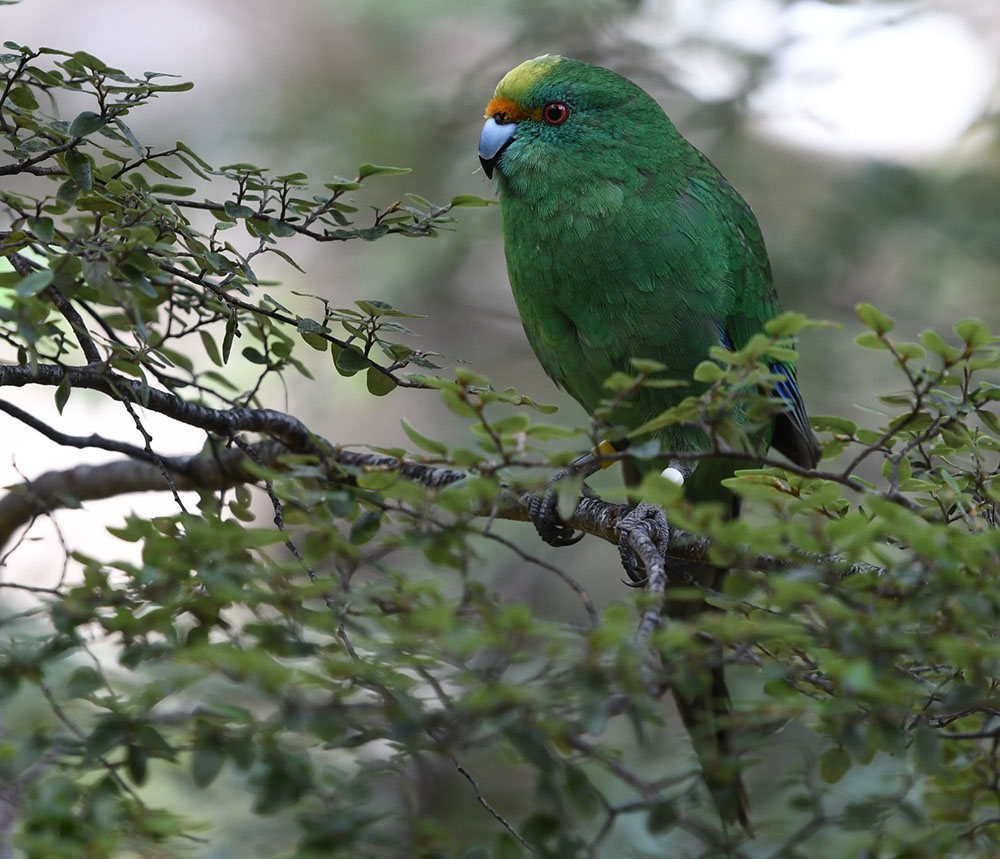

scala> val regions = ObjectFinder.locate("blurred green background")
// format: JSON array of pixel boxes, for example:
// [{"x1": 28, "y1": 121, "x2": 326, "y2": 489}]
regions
[{"x1": 3, "y1": 0, "x2": 999, "y2": 853}]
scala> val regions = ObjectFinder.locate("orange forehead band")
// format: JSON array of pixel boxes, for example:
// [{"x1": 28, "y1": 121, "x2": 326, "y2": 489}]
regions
[{"x1": 485, "y1": 98, "x2": 542, "y2": 123}]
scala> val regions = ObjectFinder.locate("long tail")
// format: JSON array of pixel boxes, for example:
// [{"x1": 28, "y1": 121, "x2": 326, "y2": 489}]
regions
[
  {"x1": 673, "y1": 664, "x2": 752, "y2": 832},
  {"x1": 623, "y1": 461, "x2": 752, "y2": 830},
  {"x1": 664, "y1": 553, "x2": 751, "y2": 833}
]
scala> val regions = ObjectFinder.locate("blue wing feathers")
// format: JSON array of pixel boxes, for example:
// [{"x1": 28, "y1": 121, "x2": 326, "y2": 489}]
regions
[
  {"x1": 716, "y1": 323, "x2": 819, "y2": 467},
  {"x1": 769, "y1": 362, "x2": 813, "y2": 447}
]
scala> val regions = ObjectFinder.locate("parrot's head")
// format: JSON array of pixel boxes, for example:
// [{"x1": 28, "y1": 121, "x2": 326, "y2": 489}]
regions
[{"x1": 478, "y1": 55, "x2": 665, "y2": 190}]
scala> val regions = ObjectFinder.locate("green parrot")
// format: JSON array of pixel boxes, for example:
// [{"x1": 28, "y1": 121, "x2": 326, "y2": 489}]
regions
[{"x1": 478, "y1": 55, "x2": 820, "y2": 829}]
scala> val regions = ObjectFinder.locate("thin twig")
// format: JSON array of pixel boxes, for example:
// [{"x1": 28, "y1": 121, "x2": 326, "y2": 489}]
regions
[
  {"x1": 476, "y1": 528, "x2": 598, "y2": 627},
  {"x1": 0, "y1": 400, "x2": 156, "y2": 461},
  {"x1": 452, "y1": 757, "x2": 533, "y2": 852}
]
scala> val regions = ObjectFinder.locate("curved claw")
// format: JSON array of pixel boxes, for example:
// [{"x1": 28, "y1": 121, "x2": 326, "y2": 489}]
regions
[
  {"x1": 617, "y1": 501, "x2": 671, "y2": 584},
  {"x1": 527, "y1": 487, "x2": 584, "y2": 547}
]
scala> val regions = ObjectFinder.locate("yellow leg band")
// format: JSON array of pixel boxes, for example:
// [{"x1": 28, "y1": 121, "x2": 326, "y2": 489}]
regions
[{"x1": 592, "y1": 439, "x2": 618, "y2": 470}]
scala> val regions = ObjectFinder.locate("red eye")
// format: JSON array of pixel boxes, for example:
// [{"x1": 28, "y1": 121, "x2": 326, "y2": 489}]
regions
[{"x1": 543, "y1": 102, "x2": 569, "y2": 125}]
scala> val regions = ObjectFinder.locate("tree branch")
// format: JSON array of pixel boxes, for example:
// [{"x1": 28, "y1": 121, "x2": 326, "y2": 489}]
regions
[
  {"x1": 0, "y1": 363, "x2": 321, "y2": 451},
  {"x1": 6, "y1": 252, "x2": 104, "y2": 365},
  {"x1": 0, "y1": 425, "x2": 884, "y2": 582},
  {"x1": 157, "y1": 262, "x2": 424, "y2": 389},
  {"x1": 0, "y1": 356, "x2": 885, "y2": 577},
  {"x1": 0, "y1": 400, "x2": 156, "y2": 461}
]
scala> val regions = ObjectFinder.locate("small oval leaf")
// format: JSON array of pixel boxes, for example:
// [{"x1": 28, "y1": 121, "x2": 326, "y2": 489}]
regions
[{"x1": 69, "y1": 110, "x2": 107, "y2": 137}]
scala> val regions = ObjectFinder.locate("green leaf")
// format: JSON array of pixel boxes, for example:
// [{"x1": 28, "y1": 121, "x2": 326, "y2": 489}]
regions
[
  {"x1": 841, "y1": 659, "x2": 876, "y2": 693},
  {"x1": 856, "y1": 302, "x2": 894, "y2": 335},
  {"x1": 854, "y1": 331, "x2": 887, "y2": 350},
  {"x1": 401, "y1": 418, "x2": 447, "y2": 455},
  {"x1": 56, "y1": 178, "x2": 81, "y2": 205},
  {"x1": 335, "y1": 345, "x2": 369, "y2": 376},
  {"x1": 978, "y1": 408, "x2": 1000, "y2": 437},
  {"x1": 174, "y1": 140, "x2": 211, "y2": 167},
  {"x1": 893, "y1": 341, "x2": 924, "y2": 361},
  {"x1": 629, "y1": 357, "x2": 667, "y2": 374},
  {"x1": 68, "y1": 110, "x2": 107, "y2": 137},
  {"x1": 25, "y1": 67, "x2": 63, "y2": 88},
  {"x1": 920, "y1": 328, "x2": 958, "y2": 360},
  {"x1": 114, "y1": 118, "x2": 144, "y2": 155},
  {"x1": 199, "y1": 330, "x2": 222, "y2": 367},
  {"x1": 122, "y1": 264, "x2": 157, "y2": 297},
  {"x1": 639, "y1": 473, "x2": 683, "y2": 506},
  {"x1": 191, "y1": 741, "x2": 227, "y2": 788},
  {"x1": 300, "y1": 333, "x2": 328, "y2": 352},
  {"x1": 324, "y1": 179, "x2": 361, "y2": 192},
  {"x1": 355, "y1": 299, "x2": 424, "y2": 319},
  {"x1": 262, "y1": 293, "x2": 291, "y2": 313},
  {"x1": 646, "y1": 800, "x2": 677, "y2": 833},
  {"x1": 87, "y1": 717, "x2": 129, "y2": 758},
  {"x1": 54, "y1": 375, "x2": 71, "y2": 414},
  {"x1": 358, "y1": 163, "x2": 411, "y2": 179},
  {"x1": 555, "y1": 473, "x2": 584, "y2": 522},
  {"x1": 8, "y1": 84, "x2": 38, "y2": 110},
  {"x1": 15, "y1": 269, "x2": 53, "y2": 297},
  {"x1": 441, "y1": 387, "x2": 477, "y2": 418},
  {"x1": 349, "y1": 509, "x2": 382, "y2": 544},
  {"x1": 222, "y1": 315, "x2": 237, "y2": 363},
  {"x1": 145, "y1": 159, "x2": 181, "y2": 179},
  {"x1": 810, "y1": 415, "x2": 857, "y2": 435},
  {"x1": 564, "y1": 767, "x2": 599, "y2": 819},
  {"x1": 366, "y1": 366, "x2": 397, "y2": 396},
  {"x1": 490, "y1": 413, "x2": 530, "y2": 435},
  {"x1": 267, "y1": 218, "x2": 296, "y2": 237},
  {"x1": 296, "y1": 318, "x2": 328, "y2": 335},
  {"x1": 954, "y1": 318, "x2": 990, "y2": 349},
  {"x1": 268, "y1": 247, "x2": 304, "y2": 272},
  {"x1": 224, "y1": 200, "x2": 255, "y2": 219},
  {"x1": 145, "y1": 80, "x2": 194, "y2": 93},
  {"x1": 449, "y1": 193, "x2": 493, "y2": 207},
  {"x1": 355, "y1": 299, "x2": 387, "y2": 317},
  {"x1": 525, "y1": 423, "x2": 576, "y2": 440},
  {"x1": 878, "y1": 393, "x2": 911, "y2": 407},
  {"x1": 71, "y1": 50, "x2": 108, "y2": 71},
  {"x1": 819, "y1": 746, "x2": 851, "y2": 784},
  {"x1": 26, "y1": 216, "x2": 54, "y2": 242},
  {"x1": 764, "y1": 311, "x2": 809, "y2": 337},
  {"x1": 64, "y1": 150, "x2": 92, "y2": 190},
  {"x1": 150, "y1": 183, "x2": 195, "y2": 196},
  {"x1": 357, "y1": 225, "x2": 389, "y2": 241},
  {"x1": 692, "y1": 360, "x2": 723, "y2": 383},
  {"x1": 127, "y1": 744, "x2": 149, "y2": 785},
  {"x1": 355, "y1": 471, "x2": 398, "y2": 491},
  {"x1": 65, "y1": 666, "x2": 101, "y2": 698}
]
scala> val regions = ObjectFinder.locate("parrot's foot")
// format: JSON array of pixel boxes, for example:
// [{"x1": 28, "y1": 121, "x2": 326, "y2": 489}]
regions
[
  {"x1": 617, "y1": 501, "x2": 671, "y2": 585},
  {"x1": 526, "y1": 466, "x2": 590, "y2": 547}
]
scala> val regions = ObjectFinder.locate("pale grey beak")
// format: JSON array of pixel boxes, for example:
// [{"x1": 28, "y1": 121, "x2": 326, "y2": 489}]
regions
[{"x1": 478, "y1": 116, "x2": 517, "y2": 178}]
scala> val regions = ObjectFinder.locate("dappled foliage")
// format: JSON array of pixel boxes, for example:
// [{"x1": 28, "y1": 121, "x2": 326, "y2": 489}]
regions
[{"x1": 2, "y1": 40, "x2": 1000, "y2": 859}]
